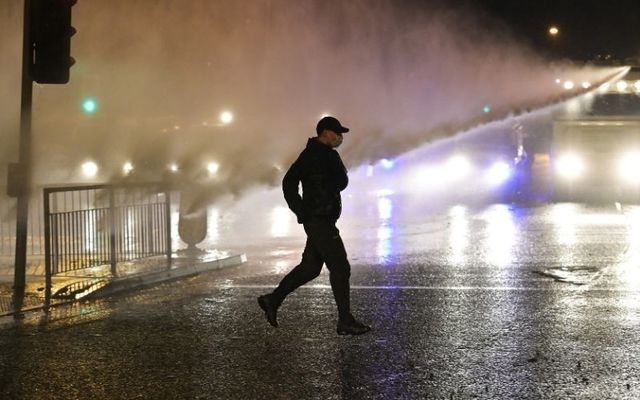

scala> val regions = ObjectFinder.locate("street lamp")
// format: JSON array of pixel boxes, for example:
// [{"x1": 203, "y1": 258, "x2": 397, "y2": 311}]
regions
[
  {"x1": 207, "y1": 161, "x2": 220, "y2": 175},
  {"x1": 122, "y1": 162, "x2": 134, "y2": 175},
  {"x1": 548, "y1": 26, "x2": 559, "y2": 37},
  {"x1": 81, "y1": 161, "x2": 98, "y2": 177},
  {"x1": 219, "y1": 111, "x2": 233, "y2": 125}
]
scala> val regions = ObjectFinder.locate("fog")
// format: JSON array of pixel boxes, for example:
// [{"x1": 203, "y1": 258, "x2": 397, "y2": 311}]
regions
[{"x1": 0, "y1": 0, "x2": 623, "y2": 210}]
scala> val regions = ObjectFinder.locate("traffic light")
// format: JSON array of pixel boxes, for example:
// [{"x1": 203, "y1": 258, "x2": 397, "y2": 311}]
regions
[
  {"x1": 82, "y1": 97, "x2": 97, "y2": 113},
  {"x1": 31, "y1": 0, "x2": 77, "y2": 84}
]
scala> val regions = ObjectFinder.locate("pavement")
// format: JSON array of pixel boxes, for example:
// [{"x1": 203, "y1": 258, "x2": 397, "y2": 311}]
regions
[
  {"x1": 2, "y1": 199, "x2": 640, "y2": 399},
  {"x1": 0, "y1": 249, "x2": 247, "y2": 318}
]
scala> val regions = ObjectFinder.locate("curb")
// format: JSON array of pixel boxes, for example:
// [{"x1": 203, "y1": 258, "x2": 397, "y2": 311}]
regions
[
  {"x1": 0, "y1": 253, "x2": 247, "y2": 323},
  {"x1": 86, "y1": 253, "x2": 247, "y2": 299}
]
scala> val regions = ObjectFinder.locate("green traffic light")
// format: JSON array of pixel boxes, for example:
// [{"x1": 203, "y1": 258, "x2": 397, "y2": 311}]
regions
[{"x1": 82, "y1": 98, "x2": 97, "y2": 113}]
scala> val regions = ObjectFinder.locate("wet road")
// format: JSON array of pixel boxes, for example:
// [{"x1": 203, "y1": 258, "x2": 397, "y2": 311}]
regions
[{"x1": 2, "y1": 190, "x2": 640, "y2": 399}]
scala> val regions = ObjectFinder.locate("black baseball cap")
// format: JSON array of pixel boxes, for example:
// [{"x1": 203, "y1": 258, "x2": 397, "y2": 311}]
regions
[{"x1": 316, "y1": 116, "x2": 349, "y2": 135}]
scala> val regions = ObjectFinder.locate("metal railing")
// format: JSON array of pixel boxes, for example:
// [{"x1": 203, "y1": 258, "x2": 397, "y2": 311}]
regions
[{"x1": 44, "y1": 184, "x2": 172, "y2": 283}]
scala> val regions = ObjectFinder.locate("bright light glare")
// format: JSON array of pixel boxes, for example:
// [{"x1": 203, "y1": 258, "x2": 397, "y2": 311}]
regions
[
  {"x1": 373, "y1": 189, "x2": 394, "y2": 197},
  {"x1": 169, "y1": 163, "x2": 179, "y2": 173},
  {"x1": 484, "y1": 204, "x2": 515, "y2": 267},
  {"x1": 366, "y1": 165, "x2": 374, "y2": 177},
  {"x1": 82, "y1": 98, "x2": 97, "y2": 113},
  {"x1": 377, "y1": 197, "x2": 392, "y2": 220},
  {"x1": 379, "y1": 158, "x2": 395, "y2": 169},
  {"x1": 122, "y1": 162, "x2": 134, "y2": 175},
  {"x1": 271, "y1": 206, "x2": 291, "y2": 238},
  {"x1": 618, "y1": 152, "x2": 640, "y2": 183},
  {"x1": 551, "y1": 203, "x2": 578, "y2": 246},
  {"x1": 411, "y1": 166, "x2": 446, "y2": 187},
  {"x1": 566, "y1": 99, "x2": 580, "y2": 114},
  {"x1": 617, "y1": 81, "x2": 629, "y2": 92},
  {"x1": 220, "y1": 111, "x2": 233, "y2": 124},
  {"x1": 635, "y1": 81, "x2": 640, "y2": 91},
  {"x1": 376, "y1": 225, "x2": 393, "y2": 262},
  {"x1": 486, "y1": 161, "x2": 511, "y2": 186},
  {"x1": 548, "y1": 26, "x2": 559, "y2": 35},
  {"x1": 81, "y1": 161, "x2": 98, "y2": 177},
  {"x1": 445, "y1": 155, "x2": 471, "y2": 180},
  {"x1": 581, "y1": 81, "x2": 591, "y2": 89},
  {"x1": 207, "y1": 161, "x2": 220, "y2": 175},
  {"x1": 556, "y1": 154, "x2": 584, "y2": 179},
  {"x1": 563, "y1": 81, "x2": 574, "y2": 90},
  {"x1": 448, "y1": 205, "x2": 469, "y2": 265},
  {"x1": 407, "y1": 156, "x2": 470, "y2": 189}
]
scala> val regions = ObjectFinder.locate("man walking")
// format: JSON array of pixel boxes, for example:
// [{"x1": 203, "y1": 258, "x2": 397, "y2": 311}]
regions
[{"x1": 258, "y1": 116, "x2": 371, "y2": 336}]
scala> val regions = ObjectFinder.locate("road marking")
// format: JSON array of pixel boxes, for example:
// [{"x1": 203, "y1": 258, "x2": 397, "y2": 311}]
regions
[{"x1": 222, "y1": 284, "x2": 640, "y2": 292}]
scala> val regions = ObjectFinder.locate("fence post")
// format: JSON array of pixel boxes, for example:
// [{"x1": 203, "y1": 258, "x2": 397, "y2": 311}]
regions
[
  {"x1": 165, "y1": 190, "x2": 172, "y2": 269},
  {"x1": 146, "y1": 197, "x2": 153, "y2": 256},
  {"x1": 109, "y1": 186, "x2": 117, "y2": 276},
  {"x1": 43, "y1": 188, "x2": 51, "y2": 308}
]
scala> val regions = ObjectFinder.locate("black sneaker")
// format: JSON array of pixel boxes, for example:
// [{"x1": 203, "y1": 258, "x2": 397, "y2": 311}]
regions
[
  {"x1": 337, "y1": 317, "x2": 371, "y2": 336},
  {"x1": 258, "y1": 294, "x2": 279, "y2": 327}
]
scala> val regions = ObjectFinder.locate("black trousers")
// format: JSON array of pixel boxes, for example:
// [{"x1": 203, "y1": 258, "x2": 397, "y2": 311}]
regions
[{"x1": 272, "y1": 220, "x2": 351, "y2": 321}]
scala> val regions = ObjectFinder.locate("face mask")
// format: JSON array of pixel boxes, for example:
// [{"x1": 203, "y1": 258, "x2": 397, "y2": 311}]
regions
[{"x1": 331, "y1": 134, "x2": 343, "y2": 148}]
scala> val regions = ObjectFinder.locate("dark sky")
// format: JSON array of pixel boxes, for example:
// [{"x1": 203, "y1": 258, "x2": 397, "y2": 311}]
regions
[{"x1": 475, "y1": 0, "x2": 640, "y2": 61}]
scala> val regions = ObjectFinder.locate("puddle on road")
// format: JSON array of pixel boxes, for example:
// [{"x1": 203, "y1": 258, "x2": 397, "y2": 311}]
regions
[{"x1": 533, "y1": 266, "x2": 603, "y2": 285}]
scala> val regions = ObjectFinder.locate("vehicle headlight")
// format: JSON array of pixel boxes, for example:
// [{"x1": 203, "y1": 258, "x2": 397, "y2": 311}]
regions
[
  {"x1": 556, "y1": 154, "x2": 585, "y2": 179},
  {"x1": 617, "y1": 80, "x2": 629, "y2": 92},
  {"x1": 445, "y1": 155, "x2": 471, "y2": 180},
  {"x1": 486, "y1": 161, "x2": 511, "y2": 186},
  {"x1": 618, "y1": 151, "x2": 640, "y2": 183}
]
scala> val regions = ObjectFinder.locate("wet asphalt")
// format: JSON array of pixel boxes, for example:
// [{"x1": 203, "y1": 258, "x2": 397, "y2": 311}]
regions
[{"x1": 2, "y1": 194, "x2": 640, "y2": 399}]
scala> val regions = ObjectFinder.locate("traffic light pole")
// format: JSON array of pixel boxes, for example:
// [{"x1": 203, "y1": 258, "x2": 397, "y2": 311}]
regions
[{"x1": 13, "y1": 0, "x2": 34, "y2": 314}]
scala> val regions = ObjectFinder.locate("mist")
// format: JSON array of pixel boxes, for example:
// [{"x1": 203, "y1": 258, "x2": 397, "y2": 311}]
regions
[{"x1": 0, "y1": 0, "x2": 622, "y2": 210}]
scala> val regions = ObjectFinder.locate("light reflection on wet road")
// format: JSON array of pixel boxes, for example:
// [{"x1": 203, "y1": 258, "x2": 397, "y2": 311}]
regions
[
  {"x1": 202, "y1": 189, "x2": 636, "y2": 289},
  {"x1": 3, "y1": 188, "x2": 640, "y2": 399}
]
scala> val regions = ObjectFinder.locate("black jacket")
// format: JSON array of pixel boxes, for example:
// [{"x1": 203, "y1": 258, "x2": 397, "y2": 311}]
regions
[{"x1": 283, "y1": 138, "x2": 348, "y2": 223}]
